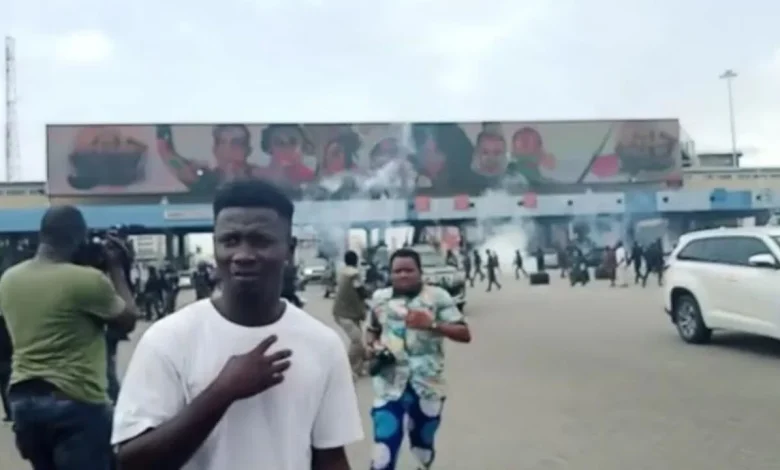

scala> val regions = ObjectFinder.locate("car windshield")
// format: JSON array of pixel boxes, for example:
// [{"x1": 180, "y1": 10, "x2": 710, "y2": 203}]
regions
[{"x1": 419, "y1": 251, "x2": 445, "y2": 267}]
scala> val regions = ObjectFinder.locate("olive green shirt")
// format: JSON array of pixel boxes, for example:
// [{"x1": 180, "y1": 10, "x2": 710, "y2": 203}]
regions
[
  {"x1": 332, "y1": 266, "x2": 366, "y2": 322},
  {"x1": 0, "y1": 259, "x2": 125, "y2": 404}
]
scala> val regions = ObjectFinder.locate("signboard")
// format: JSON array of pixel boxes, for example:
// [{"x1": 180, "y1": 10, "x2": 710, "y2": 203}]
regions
[
  {"x1": 684, "y1": 168, "x2": 780, "y2": 191},
  {"x1": 46, "y1": 120, "x2": 682, "y2": 199}
]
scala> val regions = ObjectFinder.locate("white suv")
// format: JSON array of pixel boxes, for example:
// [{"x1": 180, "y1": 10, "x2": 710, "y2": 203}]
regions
[{"x1": 664, "y1": 227, "x2": 780, "y2": 343}]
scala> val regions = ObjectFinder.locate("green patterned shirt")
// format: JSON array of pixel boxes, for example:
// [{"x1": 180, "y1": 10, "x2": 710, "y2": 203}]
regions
[{"x1": 368, "y1": 285, "x2": 465, "y2": 401}]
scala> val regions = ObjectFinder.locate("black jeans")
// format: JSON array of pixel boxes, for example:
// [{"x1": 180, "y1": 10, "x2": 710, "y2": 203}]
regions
[
  {"x1": 0, "y1": 361, "x2": 10, "y2": 420},
  {"x1": 9, "y1": 380, "x2": 114, "y2": 470}
]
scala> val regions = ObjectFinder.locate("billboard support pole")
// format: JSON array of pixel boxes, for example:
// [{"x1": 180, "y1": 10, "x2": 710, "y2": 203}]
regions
[
  {"x1": 719, "y1": 69, "x2": 738, "y2": 163},
  {"x1": 4, "y1": 36, "x2": 20, "y2": 182}
]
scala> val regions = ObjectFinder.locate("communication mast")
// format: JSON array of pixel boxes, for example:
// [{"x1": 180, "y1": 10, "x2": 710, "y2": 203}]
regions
[{"x1": 5, "y1": 36, "x2": 20, "y2": 182}]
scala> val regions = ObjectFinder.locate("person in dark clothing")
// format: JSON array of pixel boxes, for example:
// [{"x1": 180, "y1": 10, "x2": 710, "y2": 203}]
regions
[
  {"x1": 280, "y1": 237, "x2": 303, "y2": 307},
  {"x1": 602, "y1": 246, "x2": 618, "y2": 287},
  {"x1": 161, "y1": 264, "x2": 180, "y2": 315},
  {"x1": 490, "y1": 252, "x2": 501, "y2": 274},
  {"x1": 473, "y1": 249, "x2": 485, "y2": 281},
  {"x1": 461, "y1": 251, "x2": 473, "y2": 287},
  {"x1": 630, "y1": 241, "x2": 644, "y2": 285},
  {"x1": 568, "y1": 245, "x2": 590, "y2": 286},
  {"x1": 557, "y1": 245, "x2": 568, "y2": 278},
  {"x1": 143, "y1": 266, "x2": 166, "y2": 320},
  {"x1": 535, "y1": 247, "x2": 546, "y2": 272},
  {"x1": 642, "y1": 239, "x2": 664, "y2": 287},
  {"x1": 105, "y1": 331, "x2": 122, "y2": 405},
  {"x1": 0, "y1": 315, "x2": 11, "y2": 422},
  {"x1": 513, "y1": 249, "x2": 527, "y2": 279},
  {"x1": 445, "y1": 249, "x2": 458, "y2": 268},
  {"x1": 486, "y1": 251, "x2": 502, "y2": 292},
  {"x1": 192, "y1": 262, "x2": 217, "y2": 300}
]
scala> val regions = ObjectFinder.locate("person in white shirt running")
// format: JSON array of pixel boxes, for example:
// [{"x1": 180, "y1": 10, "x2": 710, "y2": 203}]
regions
[
  {"x1": 111, "y1": 179, "x2": 364, "y2": 470},
  {"x1": 614, "y1": 241, "x2": 629, "y2": 288}
]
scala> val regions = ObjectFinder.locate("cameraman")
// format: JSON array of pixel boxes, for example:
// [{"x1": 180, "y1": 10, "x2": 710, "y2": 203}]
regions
[{"x1": 0, "y1": 206, "x2": 138, "y2": 469}]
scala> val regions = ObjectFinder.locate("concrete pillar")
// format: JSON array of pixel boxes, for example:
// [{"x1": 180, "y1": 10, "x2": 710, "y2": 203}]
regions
[
  {"x1": 177, "y1": 233, "x2": 187, "y2": 269},
  {"x1": 165, "y1": 232, "x2": 175, "y2": 263}
]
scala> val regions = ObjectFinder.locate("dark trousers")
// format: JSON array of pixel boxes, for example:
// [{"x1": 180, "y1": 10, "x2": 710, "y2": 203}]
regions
[
  {"x1": 9, "y1": 380, "x2": 114, "y2": 470},
  {"x1": 0, "y1": 361, "x2": 11, "y2": 420},
  {"x1": 642, "y1": 265, "x2": 663, "y2": 286},
  {"x1": 107, "y1": 354, "x2": 120, "y2": 405},
  {"x1": 486, "y1": 274, "x2": 501, "y2": 291},
  {"x1": 514, "y1": 266, "x2": 527, "y2": 279}
]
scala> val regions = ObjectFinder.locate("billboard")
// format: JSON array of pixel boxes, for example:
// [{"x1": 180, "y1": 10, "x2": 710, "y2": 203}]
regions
[{"x1": 46, "y1": 120, "x2": 682, "y2": 199}]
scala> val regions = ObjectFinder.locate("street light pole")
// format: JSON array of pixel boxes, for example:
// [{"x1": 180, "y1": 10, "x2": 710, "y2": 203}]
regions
[{"x1": 719, "y1": 69, "x2": 738, "y2": 162}]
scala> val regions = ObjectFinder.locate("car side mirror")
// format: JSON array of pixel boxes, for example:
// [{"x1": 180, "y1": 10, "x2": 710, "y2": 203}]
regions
[{"x1": 747, "y1": 253, "x2": 778, "y2": 269}]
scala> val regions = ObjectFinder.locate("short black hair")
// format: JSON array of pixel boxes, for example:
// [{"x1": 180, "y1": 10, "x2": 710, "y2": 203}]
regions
[
  {"x1": 212, "y1": 124, "x2": 251, "y2": 147},
  {"x1": 344, "y1": 250, "x2": 358, "y2": 266},
  {"x1": 390, "y1": 247, "x2": 421, "y2": 270},
  {"x1": 213, "y1": 179, "x2": 295, "y2": 221},
  {"x1": 39, "y1": 205, "x2": 87, "y2": 246}
]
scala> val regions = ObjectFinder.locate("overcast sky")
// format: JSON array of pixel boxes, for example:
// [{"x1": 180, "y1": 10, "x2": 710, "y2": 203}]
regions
[{"x1": 2, "y1": 0, "x2": 779, "y2": 181}]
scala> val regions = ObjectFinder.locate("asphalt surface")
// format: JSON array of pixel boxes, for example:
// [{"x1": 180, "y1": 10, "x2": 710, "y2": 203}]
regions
[{"x1": 3, "y1": 276, "x2": 780, "y2": 469}]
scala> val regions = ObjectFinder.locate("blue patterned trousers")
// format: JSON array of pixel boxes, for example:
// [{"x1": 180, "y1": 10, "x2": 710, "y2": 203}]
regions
[{"x1": 370, "y1": 384, "x2": 445, "y2": 470}]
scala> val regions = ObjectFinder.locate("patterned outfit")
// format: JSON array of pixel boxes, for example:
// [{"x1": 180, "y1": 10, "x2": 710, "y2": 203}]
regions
[{"x1": 367, "y1": 285, "x2": 465, "y2": 470}]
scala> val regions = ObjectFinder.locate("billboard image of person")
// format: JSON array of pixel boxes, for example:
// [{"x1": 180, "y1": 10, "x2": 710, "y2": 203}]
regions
[{"x1": 46, "y1": 119, "x2": 682, "y2": 200}]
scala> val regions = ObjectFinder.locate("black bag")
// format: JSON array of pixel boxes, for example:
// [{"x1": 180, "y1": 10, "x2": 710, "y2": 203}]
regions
[{"x1": 529, "y1": 272, "x2": 550, "y2": 285}]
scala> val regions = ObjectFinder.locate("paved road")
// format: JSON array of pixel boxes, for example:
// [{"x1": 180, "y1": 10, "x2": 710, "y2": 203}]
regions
[{"x1": 3, "y1": 277, "x2": 780, "y2": 469}]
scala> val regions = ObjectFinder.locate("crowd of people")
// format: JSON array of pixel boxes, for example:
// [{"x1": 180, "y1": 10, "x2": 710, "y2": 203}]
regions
[
  {"x1": 0, "y1": 178, "x2": 474, "y2": 470},
  {"x1": 0, "y1": 174, "x2": 671, "y2": 470},
  {"x1": 447, "y1": 238, "x2": 666, "y2": 290}
]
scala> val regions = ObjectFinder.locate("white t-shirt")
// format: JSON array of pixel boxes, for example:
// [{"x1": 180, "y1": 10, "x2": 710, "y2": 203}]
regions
[{"x1": 112, "y1": 299, "x2": 364, "y2": 470}]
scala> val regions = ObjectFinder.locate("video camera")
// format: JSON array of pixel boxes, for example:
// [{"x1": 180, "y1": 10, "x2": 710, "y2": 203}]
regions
[{"x1": 72, "y1": 225, "x2": 135, "y2": 278}]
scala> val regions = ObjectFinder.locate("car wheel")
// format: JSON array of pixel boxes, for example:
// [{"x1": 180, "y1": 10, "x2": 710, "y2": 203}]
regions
[{"x1": 674, "y1": 294, "x2": 712, "y2": 344}]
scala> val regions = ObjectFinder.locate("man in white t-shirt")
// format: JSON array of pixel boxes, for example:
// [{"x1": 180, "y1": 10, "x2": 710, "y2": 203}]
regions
[{"x1": 112, "y1": 180, "x2": 364, "y2": 470}]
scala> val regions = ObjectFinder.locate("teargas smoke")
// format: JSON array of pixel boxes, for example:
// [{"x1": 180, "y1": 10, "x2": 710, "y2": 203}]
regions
[
  {"x1": 306, "y1": 124, "x2": 417, "y2": 261},
  {"x1": 477, "y1": 219, "x2": 538, "y2": 271}
]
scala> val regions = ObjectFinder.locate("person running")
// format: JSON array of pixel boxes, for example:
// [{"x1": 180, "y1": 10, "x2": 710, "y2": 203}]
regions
[
  {"x1": 642, "y1": 239, "x2": 665, "y2": 287},
  {"x1": 487, "y1": 250, "x2": 500, "y2": 275},
  {"x1": 472, "y1": 249, "x2": 485, "y2": 282},
  {"x1": 461, "y1": 250, "x2": 474, "y2": 287},
  {"x1": 557, "y1": 245, "x2": 569, "y2": 278},
  {"x1": 112, "y1": 180, "x2": 363, "y2": 470},
  {"x1": 366, "y1": 248, "x2": 472, "y2": 470},
  {"x1": 603, "y1": 245, "x2": 618, "y2": 287},
  {"x1": 486, "y1": 252, "x2": 502, "y2": 292},
  {"x1": 332, "y1": 250, "x2": 370, "y2": 379},
  {"x1": 513, "y1": 249, "x2": 527, "y2": 279},
  {"x1": 614, "y1": 241, "x2": 629, "y2": 287},
  {"x1": 630, "y1": 241, "x2": 644, "y2": 285}
]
